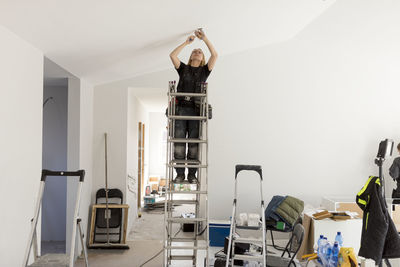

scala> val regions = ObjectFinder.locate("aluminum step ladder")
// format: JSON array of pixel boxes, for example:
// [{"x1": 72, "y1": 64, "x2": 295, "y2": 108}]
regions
[
  {"x1": 164, "y1": 81, "x2": 210, "y2": 267},
  {"x1": 23, "y1": 170, "x2": 89, "y2": 267},
  {"x1": 225, "y1": 165, "x2": 267, "y2": 267}
]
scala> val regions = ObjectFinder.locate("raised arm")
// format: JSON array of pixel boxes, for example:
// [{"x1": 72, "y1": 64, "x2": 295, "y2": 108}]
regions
[
  {"x1": 170, "y1": 35, "x2": 195, "y2": 69},
  {"x1": 195, "y1": 29, "x2": 218, "y2": 71}
]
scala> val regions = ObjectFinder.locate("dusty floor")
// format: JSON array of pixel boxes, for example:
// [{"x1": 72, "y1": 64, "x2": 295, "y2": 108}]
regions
[{"x1": 76, "y1": 204, "x2": 213, "y2": 267}]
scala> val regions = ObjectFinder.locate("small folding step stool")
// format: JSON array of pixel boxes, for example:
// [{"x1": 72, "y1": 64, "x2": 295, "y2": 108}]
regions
[
  {"x1": 23, "y1": 169, "x2": 89, "y2": 267},
  {"x1": 225, "y1": 165, "x2": 266, "y2": 267}
]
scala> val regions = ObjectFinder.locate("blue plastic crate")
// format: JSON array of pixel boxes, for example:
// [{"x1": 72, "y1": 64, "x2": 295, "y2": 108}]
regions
[{"x1": 209, "y1": 220, "x2": 230, "y2": 247}]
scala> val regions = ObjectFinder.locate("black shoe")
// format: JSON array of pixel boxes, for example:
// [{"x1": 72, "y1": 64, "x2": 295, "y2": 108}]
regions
[
  {"x1": 187, "y1": 173, "x2": 198, "y2": 184},
  {"x1": 173, "y1": 174, "x2": 185, "y2": 184}
]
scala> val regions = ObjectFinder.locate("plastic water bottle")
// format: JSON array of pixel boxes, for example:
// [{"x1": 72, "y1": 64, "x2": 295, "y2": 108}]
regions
[
  {"x1": 329, "y1": 242, "x2": 340, "y2": 267},
  {"x1": 317, "y1": 235, "x2": 324, "y2": 248},
  {"x1": 320, "y1": 237, "x2": 329, "y2": 266},
  {"x1": 317, "y1": 235, "x2": 324, "y2": 263},
  {"x1": 335, "y1": 232, "x2": 343, "y2": 247},
  {"x1": 326, "y1": 242, "x2": 332, "y2": 266}
]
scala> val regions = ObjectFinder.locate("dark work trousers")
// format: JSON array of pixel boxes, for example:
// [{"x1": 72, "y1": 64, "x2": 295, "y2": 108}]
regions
[{"x1": 174, "y1": 105, "x2": 200, "y2": 176}]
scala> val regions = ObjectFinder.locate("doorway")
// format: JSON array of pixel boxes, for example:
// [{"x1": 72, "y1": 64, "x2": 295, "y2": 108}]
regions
[{"x1": 41, "y1": 77, "x2": 68, "y2": 254}]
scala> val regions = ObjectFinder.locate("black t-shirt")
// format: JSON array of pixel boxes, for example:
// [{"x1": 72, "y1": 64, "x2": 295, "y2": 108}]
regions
[{"x1": 175, "y1": 61, "x2": 211, "y2": 95}]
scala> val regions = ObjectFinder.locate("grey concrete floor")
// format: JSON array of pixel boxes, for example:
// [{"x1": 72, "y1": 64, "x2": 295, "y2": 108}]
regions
[{"x1": 76, "y1": 204, "x2": 213, "y2": 267}]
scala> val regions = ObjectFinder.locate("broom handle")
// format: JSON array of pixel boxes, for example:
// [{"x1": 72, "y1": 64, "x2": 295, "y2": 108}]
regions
[{"x1": 105, "y1": 133, "x2": 110, "y2": 243}]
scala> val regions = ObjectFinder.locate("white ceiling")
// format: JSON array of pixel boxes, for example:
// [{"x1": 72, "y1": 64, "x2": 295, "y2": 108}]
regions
[{"x1": 0, "y1": 0, "x2": 336, "y2": 85}]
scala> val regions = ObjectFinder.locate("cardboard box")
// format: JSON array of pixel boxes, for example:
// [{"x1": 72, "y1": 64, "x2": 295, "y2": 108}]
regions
[
  {"x1": 149, "y1": 177, "x2": 159, "y2": 183},
  {"x1": 159, "y1": 178, "x2": 166, "y2": 187},
  {"x1": 313, "y1": 210, "x2": 332, "y2": 220}
]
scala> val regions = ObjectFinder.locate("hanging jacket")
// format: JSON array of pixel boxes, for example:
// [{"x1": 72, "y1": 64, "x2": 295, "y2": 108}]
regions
[
  {"x1": 356, "y1": 176, "x2": 400, "y2": 263},
  {"x1": 389, "y1": 157, "x2": 400, "y2": 181}
]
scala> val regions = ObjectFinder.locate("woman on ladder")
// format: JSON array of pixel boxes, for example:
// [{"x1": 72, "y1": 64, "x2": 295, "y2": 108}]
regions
[{"x1": 169, "y1": 29, "x2": 218, "y2": 183}]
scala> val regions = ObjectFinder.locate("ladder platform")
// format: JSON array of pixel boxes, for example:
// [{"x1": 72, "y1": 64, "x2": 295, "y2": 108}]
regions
[
  {"x1": 167, "y1": 190, "x2": 207, "y2": 194},
  {"x1": 167, "y1": 217, "x2": 206, "y2": 223},
  {"x1": 233, "y1": 237, "x2": 263, "y2": 245},
  {"x1": 233, "y1": 254, "x2": 264, "y2": 262},
  {"x1": 169, "y1": 92, "x2": 207, "y2": 97},
  {"x1": 168, "y1": 138, "x2": 207, "y2": 143},
  {"x1": 168, "y1": 115, "x2": 207, "y2": 120},
  {"x1": 28, "y1": 254, "x2": 69, "y2": 267}
]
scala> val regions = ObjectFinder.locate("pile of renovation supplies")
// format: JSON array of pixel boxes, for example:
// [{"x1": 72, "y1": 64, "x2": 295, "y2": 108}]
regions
[{"x1": 264, "y1": 195, "x2": 304, "y2": 230}]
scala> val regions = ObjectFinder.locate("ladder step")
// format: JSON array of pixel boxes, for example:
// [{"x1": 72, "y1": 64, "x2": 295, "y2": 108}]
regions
[
  {"x1": 168, "y1": 115, "x2": 207, "y2": 120},
  {"x1": 167, "y1": 190, "x2": 207, "y2": 194},
  {"x1": 233, "y1": 254, "x2": 264, "y2": 262},
  {"x1": 171, "y1": 180, "x2": 198, "y2": 185},
  {"x1": 165, "y1": 245, "x2": 208, "y2": 250},
  {"x1": 167, "y1": 164, "x2": 207, "y2": 168},
  {"x1": 234, "y1": 237, "x2": 263, "y2": 244},
  {"x1": 169, "y1": 255, "x2": 195, "y2": 261},
  {"x1": 170, "y1": 159, "x2": 201, "y2": 164},
  {"x1": 167, "y1": 218, "x2": 206, "y2": 223},
  {"x1": 168, "y1": 138, "x2": 207, "y2": 143},
  {"x1": 169, "y1": 92, "x2": 207, "y2": 97},
  {"x1": 170, "y1": 237, "x2": 197, "y2": 242},
  {"x1": 167, "y1": 200, "x2": 198, "y2": 205},
  {"x1": 236, "y1": 225, "x2": 262, "y2": 230}
]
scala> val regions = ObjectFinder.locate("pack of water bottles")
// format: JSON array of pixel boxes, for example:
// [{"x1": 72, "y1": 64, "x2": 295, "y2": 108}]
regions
[{"x1": 317, "y1": 232, "x2": 344, "y2": 267}]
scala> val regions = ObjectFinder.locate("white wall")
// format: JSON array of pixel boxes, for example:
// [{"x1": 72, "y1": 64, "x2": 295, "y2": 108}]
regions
[
  {"x1": 93, "y1": 86, "x2": 128, "y2": 197},
  {"x1": 92, "y1": 85, "x2": 152, "y2": 235},
  {"x1": 42, "y1": 85, "x2": 68, "y2": 242},
  {"x1": 77, "y1": 79, "x2": 94, "y2": 256},
  {"x1": 0, "y1": 25, "x2": 43, "y2": 266},
  {"x1": 149, "y1": 112, "x2": 167, "y2": 177},
  {"x1": 126, "y1": 90, "x2": 149, "y2": 231},
  {"x1": 66, "y1": 76, "x2": 81, "y2": 255},
  {"x1": 96, "y1": 1, "x2": 400, "y2": 219}
]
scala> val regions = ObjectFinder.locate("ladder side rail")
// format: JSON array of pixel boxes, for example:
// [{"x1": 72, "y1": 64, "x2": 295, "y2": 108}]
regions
[
  {"x1": 167, "y1": 86, "x2": 176, "y2": 266},
  {"x1": 167, "y1": 99, "x2": 172, "y2": 266},
  {"x1": 165, "y1": 89, "x2": 169, "y2": 267},
  {"x1": 196, "y1": 88, "x2": 204, "y2": 245},
  {"x1": 78, "y1": 219, "x2": 89, "y2": 267},
  {"x1": 204, "y1": 83, "x2": 210, "y2": 267},
  {"x1": 260, "y1": 177, "x2": 267, "y2": 267},
  {"x1": 163, "y1": 91, "x2": 171, "y2": 267},
  {"x1": 32, "y1": 223, "x2": 38, "y2": 261},
  {"x1": 23, "y1": 181, "x2": 45, "y2": 267},
  {"x1": 69, "y1": 180, "x2": 84, "y2": 267},
  {"x1": 226, "y1": 160, "x2": 238, "y2": 267},
  {"x1": 169, "y1": 93, "x2": 175, "y2": 263},
  {"x1": 225, "y1": 200, "x2": 236, "y2": 267}
]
